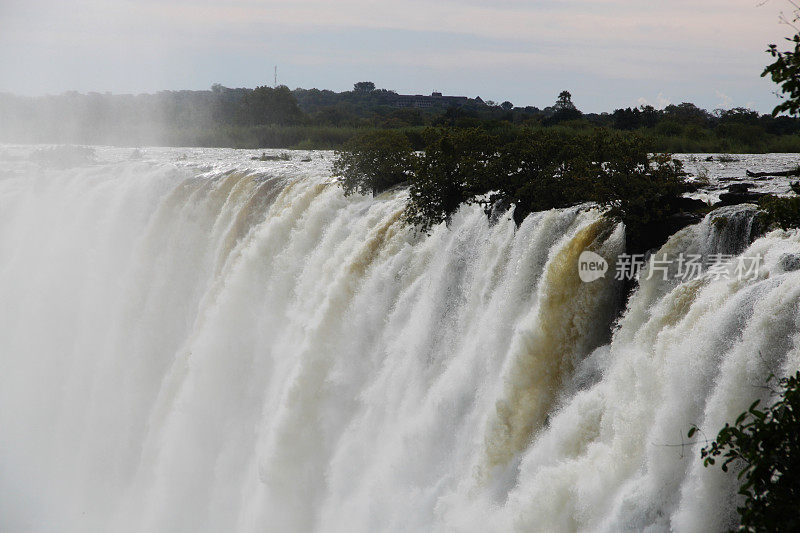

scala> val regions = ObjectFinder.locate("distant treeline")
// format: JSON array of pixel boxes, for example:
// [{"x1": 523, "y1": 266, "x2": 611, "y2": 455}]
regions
[{"x1": 2, "y1": 83, "x2": 800, "y2": 152}]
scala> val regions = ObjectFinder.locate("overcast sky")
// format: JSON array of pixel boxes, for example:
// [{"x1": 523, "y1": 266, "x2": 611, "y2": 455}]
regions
[{"x1": 0, "y1": 0, "x2": 795, "y2": 112}]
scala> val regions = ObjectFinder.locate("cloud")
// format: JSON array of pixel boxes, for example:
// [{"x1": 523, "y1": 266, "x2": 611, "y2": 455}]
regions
[
  {"x1": 639, "y1": 92, "x2": 672, "y2": 109},
  {"x1": 2, "y1": 0, "x2": 784, "y2": 52},
  {"x1": 715, "y1": 90, "x2": 734, "y2": 109}
]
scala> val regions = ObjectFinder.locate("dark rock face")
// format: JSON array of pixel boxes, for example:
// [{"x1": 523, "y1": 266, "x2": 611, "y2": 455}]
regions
[
  {"x1": 727, "y1": 183, "x2": 754, "y2": 194},
  {"x1": 718, "y1": 191, "x2": 766, "y2": 206},
  {"x1": 635, "y1": 211, "x2": 704, "y2": 253},
  {"x1": 629, "y1": 196, "x2": 709, "y2": 253},
  {"x1": 706, "y1": 204, "x2": 765, "y2": 256},
  {"x1": 487, "y1": 197, "x2": 512, "y2": 224},
  {"x1": 682, "y1": 181, "x2": 702, "y2": 192},
  {"x1": 779, "y1": 253, "x2": 800, "y2": 273},
  {"x1": 746, "y1": 168, "x2": 800, "y2": 178},
  {"x1": 717, "y1": 183, "x2": 765, "y2": 206},
  {"x1": 669, "y1": 196, "x2": 708, "y2": 212}
]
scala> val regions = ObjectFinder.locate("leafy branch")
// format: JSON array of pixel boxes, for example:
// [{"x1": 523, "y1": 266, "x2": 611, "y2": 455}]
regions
[{"x1": 690, "y1": 371, "x2": 800, "y2": 532}]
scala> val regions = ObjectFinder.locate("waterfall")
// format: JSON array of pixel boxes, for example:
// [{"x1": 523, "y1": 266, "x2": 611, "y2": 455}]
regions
[{"x1": 0, "y1": 152, "x2": 798, "y2": 532}]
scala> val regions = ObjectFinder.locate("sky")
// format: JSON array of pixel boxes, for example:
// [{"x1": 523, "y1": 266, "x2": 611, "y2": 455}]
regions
[{"x1": 0, "y1": 0, "x2": 796, "y2": 113}]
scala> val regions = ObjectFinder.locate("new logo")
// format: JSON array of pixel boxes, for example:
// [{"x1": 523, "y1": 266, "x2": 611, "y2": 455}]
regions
[{"x1": 578, "y1": 250, "x2": 608, "y2": 282}]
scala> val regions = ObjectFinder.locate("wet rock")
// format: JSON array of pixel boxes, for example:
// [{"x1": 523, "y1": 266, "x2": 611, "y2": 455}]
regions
[
  {"x1": 636, "y1": 211, "x2": 704, "y2": 253},
  {"x1": 487, "y1": 197, "x2": 512, "y2": 224},
  {"x1": 717, "y1": 191, "x2": 766, "y2": 206},
  {"x1": 706, "y1": 204, "x2": 765, "y2": 255},
  {"x1": 669, "y1": 196, "x2": 708, "y2": 211},
  {"x1": 779, "y1": 253, "x2": 800, "y2": 273},
  {"x1": 746, "y1": 168, "x2": 800, "y2": 178},
  {"x1": 727, "y1": 183, "x2": 753, "y2": 194},
  {"x1": 682, "y1": 181, "x2": 702, "y2": 192}
]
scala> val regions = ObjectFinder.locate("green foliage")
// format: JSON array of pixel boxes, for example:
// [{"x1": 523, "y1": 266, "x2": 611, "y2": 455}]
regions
[
  {"x1": 420, "y1": 128, "x2": 684, "y2": 249},
  {"x1": 332, "y1": 130, "x2": 416, "y2": 196},
  {"x1": 598, "y1": 150, "x2": 686, "y2": 250},
  {"x1": 613, "y1": 106, "x2": 659, "y2": 130},
  {"x1": 491, "y1": 128, "x2": 598, "y2": 220},
  {"x1": 353, "y1": 81, "x2": 376, "y2": 93},
  {"x1": 690, "y1": 371, "x2": 800, "y2": 532},
  {"x1": 237, "y1": 85, "x2": 303, "y2": 126},
  {"x1": 333, "y1": 126, "x2": 688, "y2": 251},
  {"x1": 543, "y1": 91, "x2": 583, "y2": 125},
  {"x1": 758, "y1": 194, "x2": 800, "y2": 230},
  {"x1": 555, "y1": 91, "x2": 577, "y2": 111},
  {"x1": 5, "y1": 83, "x2": 800, "y2": 151},
  {"x1": 404, "y1": 129, "x2": 496, "y2": 230},
  {"x1": 763, "y1": 34, "x2": 800, "y2": 116}
]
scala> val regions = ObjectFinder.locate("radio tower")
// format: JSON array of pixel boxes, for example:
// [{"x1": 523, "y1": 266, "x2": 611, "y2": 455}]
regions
[{"x1": 274, "y1": 66, "x2": 277, "y2": 88}]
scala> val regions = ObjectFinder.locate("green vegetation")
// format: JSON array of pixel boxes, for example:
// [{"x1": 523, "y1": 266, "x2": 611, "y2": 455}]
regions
[
  {"x1": 748, "y1": 25, "x2": 800, "y2": 232},
  {"x1": 764, "y1": 34, "x2": 800, "y2": 116},
  {"x1": 333, "y1": 127, "x2": 691, "y2": 252},
  {"x1": 3, "y1": 83, "x2": 800, "y2": 151},
  {"x1": 403, "y1": 129, "x2": 497, "y2": 230},
  {"x1": 235, "y1": 85, "x2": 303, "y2": 126},
  {"x1": 689, "y1": 372, "x2": 800, "y2": 532},
  {"x1": 758, "y1": 182, "x2": 800, "y2": 230},
  {"x1": 333, "y1": 130, "x2": 416, "y2": 196},
  {"x1": 353, "y1": 81, "x2": 376, "y2": 93}
]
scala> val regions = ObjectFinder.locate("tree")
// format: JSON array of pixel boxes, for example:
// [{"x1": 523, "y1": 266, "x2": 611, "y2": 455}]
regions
[
  {"x1": 717, "y1": 107, "x2": 760, "y2": 124},
  {"x1": 763, "y1": 34, "x2": 800, "y2": 115},
  {"x1": 404, "y1": 128, "x2": 497, "y2": 230},
  {"x1": 638, "y1": 105, "x2": 660, "y2": 128},
  {"x1": 690, "y1": 371, "x2": 800, "y2": 532},
  {"x1": 500, "y1": 101, "x2": 514, "y2": 110},
  {"x1": 758, "y1": 190, "x2": 800, "y2": 230},
  {"x1": 554, "y1": 90, "x2": 577, "y2": 111},
  {"x1": 237, "y1": 85, "x2": 303, "y2": 126},
  {"x1": 544, "y1": 90, "x2": 582, "y2": 125},
  {"x1": 663, "y1": 102, "x2": 711, "y2": 125},
  {"x1": 612, "y1": 107, "x2": 642, "y2": 130},
  {"x1": 760, "y1": 2, "x2": 800, "y2": 115},
  {"x1": 332, "y1": 130, "x2": 415, "y2": 196},
  {"x1": 334, "y1": 127, "x2": 688, "y2": 251},
  {"x1": 353, "y1": 81, "x2": 376, "y2": 93}
]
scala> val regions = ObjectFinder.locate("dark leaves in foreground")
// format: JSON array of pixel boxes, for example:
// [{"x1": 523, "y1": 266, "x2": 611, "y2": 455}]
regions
[{"x1": 690, "y1": 371, "x2": 800, "y2": 532}]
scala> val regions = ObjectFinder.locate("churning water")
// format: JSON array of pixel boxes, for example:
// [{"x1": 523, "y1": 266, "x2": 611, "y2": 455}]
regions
[{"x1": 1, "y1": 146, "x2": 799, "y2": 532}]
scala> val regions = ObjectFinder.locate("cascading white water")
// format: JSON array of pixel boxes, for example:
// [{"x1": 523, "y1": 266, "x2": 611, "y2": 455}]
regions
[{"x1": 0, "y1": 148, "x2": 798, "y2": 532}]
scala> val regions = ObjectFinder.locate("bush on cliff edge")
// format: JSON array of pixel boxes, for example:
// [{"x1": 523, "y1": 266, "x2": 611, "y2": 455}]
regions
[{"x1": 332, "y1": 127, "x2": 689, "y2": 252}]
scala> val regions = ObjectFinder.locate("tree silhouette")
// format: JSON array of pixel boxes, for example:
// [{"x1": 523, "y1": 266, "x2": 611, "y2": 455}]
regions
[
  {"x1": 353, "y1": 81, "x2": 376, "y2": 93},
  {"x1": 554, "y1": 91, "x2": 577, "y2": 111},
  {"x1": 545, "y1": 91, "x2": 582, "y2": 125}
]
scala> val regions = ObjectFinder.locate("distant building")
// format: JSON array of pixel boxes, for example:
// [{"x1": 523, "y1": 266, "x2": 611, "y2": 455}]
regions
[{"x1": 391, "y1": 92, "x2": 477, "y2": 109}]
